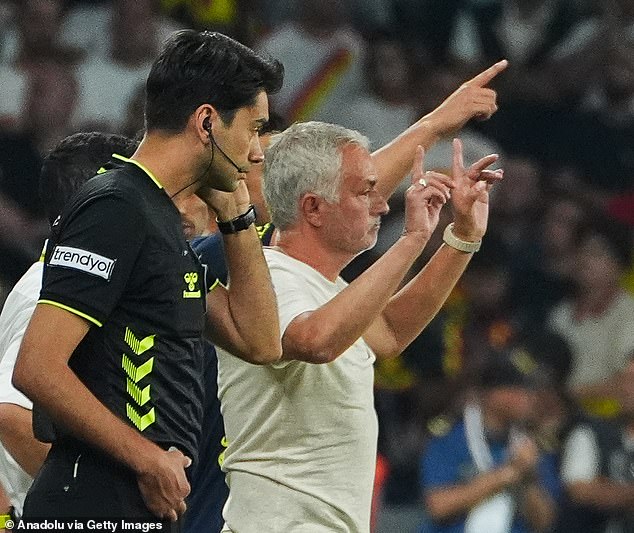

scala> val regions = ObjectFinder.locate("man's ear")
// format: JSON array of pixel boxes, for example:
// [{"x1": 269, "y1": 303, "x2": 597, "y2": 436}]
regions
[
  {"x1": 193, "y1": 104, "x2": 219, "y2": 143},
  {"x1": 300, "y1": 193, "x2": 325, "y2": 228}
]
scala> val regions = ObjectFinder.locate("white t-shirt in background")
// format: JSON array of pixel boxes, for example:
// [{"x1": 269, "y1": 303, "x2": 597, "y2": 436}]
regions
[{"x1": 0, "y1": 261, "x2": 42, "y2": 515}]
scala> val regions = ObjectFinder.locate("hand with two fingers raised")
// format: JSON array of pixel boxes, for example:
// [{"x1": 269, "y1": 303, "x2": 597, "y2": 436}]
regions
[
  {"x1": 450, "y1": 138, "x2": 504, "y2": 242},
  {"x1": 402, "y1": 145, "x2": 455, "y2": 244}
]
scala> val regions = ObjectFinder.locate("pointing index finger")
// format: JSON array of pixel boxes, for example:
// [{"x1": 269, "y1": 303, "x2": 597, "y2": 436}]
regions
[{"x1": 465, "y1": 59, "x2": 509, "y2": 87}]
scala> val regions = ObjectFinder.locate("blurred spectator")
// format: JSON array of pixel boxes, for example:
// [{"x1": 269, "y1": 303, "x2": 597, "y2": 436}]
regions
[
  {"x1": 420, "y1": 349, "x2": 559, "y2": 533},
  {"x1": 158, "y1": 0, "x2": 252, "y2": 42},
  {"x1": 451, "y1": 238, "x2": 523, "y2": 376},
  {"x1": 60, "y1": 0, "x2": 178, "y2": 60},
  {"x1": 1, "y1": 0, "x2": 81, "y2": 67},
  {"x1": 255, "y1": 0, "x2": 365, "y2": 124},
  {"x1": 340, "y1": 33, "x2": 417, "y2": 150},
  {"x1": 558, "y1": 355, "x2": 634, "y2": 532},
  {"x1": 487, "y1": 157, "x2": 543, "y2": 253},
  {"x1": 510, "y1": 194, "x2": 585, "y2": 325},
  {"x1": 0, "y1": 0, "x2": 81, "y2": 128},
  {"x1": 21, "y1": 59, "x2": 79, "y2": 155},
  {"x1": 519, "y1": 330, "x2": 579, "y2": 458},
  {"x1": 451, "y1": 0, "x2": 594, "y2": 104},
  {"x1": 72, "y1": 0, "x2": 173, "y2": 131},
  {"x1": 391, "y1": 0, "x2": 463, "y2": 65},
  {"x1": 548, "y1": 217, "x2": 634, "y2": 416},
  {"x1": 0, "y1": 132, "x2": 47, "y2": 285}
]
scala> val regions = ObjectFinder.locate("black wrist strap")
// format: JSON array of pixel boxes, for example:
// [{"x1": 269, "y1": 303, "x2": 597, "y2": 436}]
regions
[{"x1": 216, "y1": 204, "x2": 257, "y2": 234}]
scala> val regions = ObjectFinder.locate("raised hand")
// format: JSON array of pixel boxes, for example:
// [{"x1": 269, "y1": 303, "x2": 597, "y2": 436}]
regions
[
  {"x1": 509, "y1": 435, "x2": 540, "y2": 479},
  {"x1": 450, "y1": 139, "x2": 503, "y2": 242},
  {"x1": 137, "y1": 447, "x2": 192, "y2": 521},
  {"x1": 403, "y1": 145, "x2": 454, "y2": 243},
  {"x1": 425, "y1": 60, "x2": 509, "y2": 138}
]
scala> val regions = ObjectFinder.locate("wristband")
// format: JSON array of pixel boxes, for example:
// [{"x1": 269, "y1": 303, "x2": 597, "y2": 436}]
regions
[
  {"x1": 217, "y1": 205, "x2": 257, "y2": 234},
  {"x1": 443, "y1": 223, "x2": 481, "y2": 253}
]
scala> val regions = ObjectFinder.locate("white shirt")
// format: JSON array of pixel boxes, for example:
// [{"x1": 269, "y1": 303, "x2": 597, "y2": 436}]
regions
[
  {"x1": 0, "y1": 261, "x2": 42, "y2": 515},
  {"x1": 549, "y1": 291, "x2": 634, "y2": 388},
  {"x1": 218, "y1": 249, "x2": 378, "y2": 532}
]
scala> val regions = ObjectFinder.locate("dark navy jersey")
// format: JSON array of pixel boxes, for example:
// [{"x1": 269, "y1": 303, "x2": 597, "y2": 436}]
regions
[
  {"x1": 192, "y1": 222, "x2": 274, "y2": 288},
  {"x1": 183, "y1": 342, "x2": 227, "y2": 533},
  {"x1": 39, "y1": 155, "x2": 206, "y2": 462}
]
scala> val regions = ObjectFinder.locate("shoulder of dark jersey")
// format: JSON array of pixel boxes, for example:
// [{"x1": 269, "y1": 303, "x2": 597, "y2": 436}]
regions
[{"x1": 66, "y1": 160, "x2": 159, "y2": 213}]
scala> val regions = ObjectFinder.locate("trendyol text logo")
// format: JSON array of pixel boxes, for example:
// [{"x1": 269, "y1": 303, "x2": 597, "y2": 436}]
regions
[{"x1": 49, "y1": 245, "x2": 116, "y2": 281}]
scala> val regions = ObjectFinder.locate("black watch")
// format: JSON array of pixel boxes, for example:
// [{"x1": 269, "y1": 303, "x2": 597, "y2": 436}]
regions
[{"x1": 217, "y1": 205, "x2": 257, "y2": 234}]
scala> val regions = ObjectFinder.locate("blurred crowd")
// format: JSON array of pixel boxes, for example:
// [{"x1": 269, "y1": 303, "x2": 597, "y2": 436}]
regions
[{"x1": 1, "y1": 0, "x2": 634, "y2": 531}]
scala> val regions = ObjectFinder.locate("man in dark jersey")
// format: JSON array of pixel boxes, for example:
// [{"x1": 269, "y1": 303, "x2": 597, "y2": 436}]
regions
[{"x1": 13, "y1": 30, "x2": 284, "y2": 523}]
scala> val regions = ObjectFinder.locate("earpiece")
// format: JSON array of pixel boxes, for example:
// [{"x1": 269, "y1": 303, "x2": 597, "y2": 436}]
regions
[{"x1": 203, "y1": 117, "x2": 211, "y2": 135}]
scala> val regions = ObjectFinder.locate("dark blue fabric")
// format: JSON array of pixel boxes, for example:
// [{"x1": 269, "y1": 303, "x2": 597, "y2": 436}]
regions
[
  {"x1": 419, "y1": 420, "x2": 560, "y2": 533},
  {"x1": 184, "y1": 342, "x2": 227, "y2": 533}
]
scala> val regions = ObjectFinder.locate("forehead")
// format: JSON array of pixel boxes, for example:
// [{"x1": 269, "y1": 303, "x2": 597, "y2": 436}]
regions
[
  {"x1": 233, "y1": 91, "x2": 269, "y2": 124},
  {"x1": 340, "y1": 143, "x2": 374, "y2": 185}
]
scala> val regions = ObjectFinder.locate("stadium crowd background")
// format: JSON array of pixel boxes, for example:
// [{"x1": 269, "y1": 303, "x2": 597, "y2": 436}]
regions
[{"x1": 1, "y1": 0, "x2": 633, "y2": 531}]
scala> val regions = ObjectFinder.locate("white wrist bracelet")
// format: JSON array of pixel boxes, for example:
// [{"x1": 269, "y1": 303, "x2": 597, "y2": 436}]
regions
[{"x1": 443, "y1": 223, "x2": 481, "y2": 253}]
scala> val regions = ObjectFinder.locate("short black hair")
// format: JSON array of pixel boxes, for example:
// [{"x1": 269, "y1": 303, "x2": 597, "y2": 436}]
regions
[
  {"x1": 40, "y1": 132, "x2": 138, "y2": 225},
  {"x1": 145, "y1": 30, "x2": 284, "y2": 132}
]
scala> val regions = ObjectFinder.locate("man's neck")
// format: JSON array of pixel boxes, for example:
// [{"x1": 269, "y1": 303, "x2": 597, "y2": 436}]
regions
[
  {"x1": 130, "y1": 133, "x2": 203, "y2": 201},
  {"x1": 275, "y1": 229, "x2": 351, "y2": 282}
]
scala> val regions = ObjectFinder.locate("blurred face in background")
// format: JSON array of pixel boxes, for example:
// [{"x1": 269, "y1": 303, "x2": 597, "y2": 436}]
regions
[
  {"x1": 112, "y1": 0, "x2": 158, "y2": 64},
  {"x1": 487, "y1": 386, "x2": 539, "y2": 427},
  {"x1": 574, "y1": 232, "x2": 623, "y2": 292},
  {"x1": 368, "y1": 41, "x2": 412, "y2": 103},
  {"x1": 542, "y1": 197, "x2": 585, "y2": 255}
]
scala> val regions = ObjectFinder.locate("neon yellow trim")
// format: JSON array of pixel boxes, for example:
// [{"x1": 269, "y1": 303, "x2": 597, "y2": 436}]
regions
[
  {"x1": 124, "y1": 328, "x2": 155, "y2": 355},
  {"x1": 126, "y1": 404, "x2": 156, "y2": 431},
  {"x1": 122, "y1": 354, "x2": 154, "y2": 383},
  {"x1": 38, "y1": 300, "x2": 102, "y2": 327},
  {"x1": 96, "y1": 166, "x2": 107, "y2": 174},
  {"x1": 256, "y1": 223, "x2": 271, "y2": 241},
  {"x1": 183, "y1": 290, "x2": 201, "y2": 299},
  {"x1": 112, "y1": 153, "x2": 163, "y2": 189},
  {"x1": 208, "y1": 278, "x2": 221, "y2": 292},
  {"x1": 127, "y1": 378, "x2": 151, "y2": 406},
  {"x1": 39, "y1": 240, "x2": 47, "y2": 262}
]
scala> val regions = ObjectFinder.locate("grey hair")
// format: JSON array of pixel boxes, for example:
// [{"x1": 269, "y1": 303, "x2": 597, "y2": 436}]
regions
[{"x1": 263, "y1": 121, "x2": 370, "y2": 230}]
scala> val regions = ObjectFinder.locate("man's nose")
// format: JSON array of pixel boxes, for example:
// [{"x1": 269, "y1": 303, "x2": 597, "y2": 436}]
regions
[
  {"x1": 371, "y1": 190, "x2": 389, "y2": 216},
  {"x1": 249, "y1": 134, "x2": 264, "y2": 164}
]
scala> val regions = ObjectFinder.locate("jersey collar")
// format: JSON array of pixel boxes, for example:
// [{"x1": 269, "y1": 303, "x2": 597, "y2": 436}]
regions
[{"x1": 112, "y1": 153, "x2": 164, "y2": 189}]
